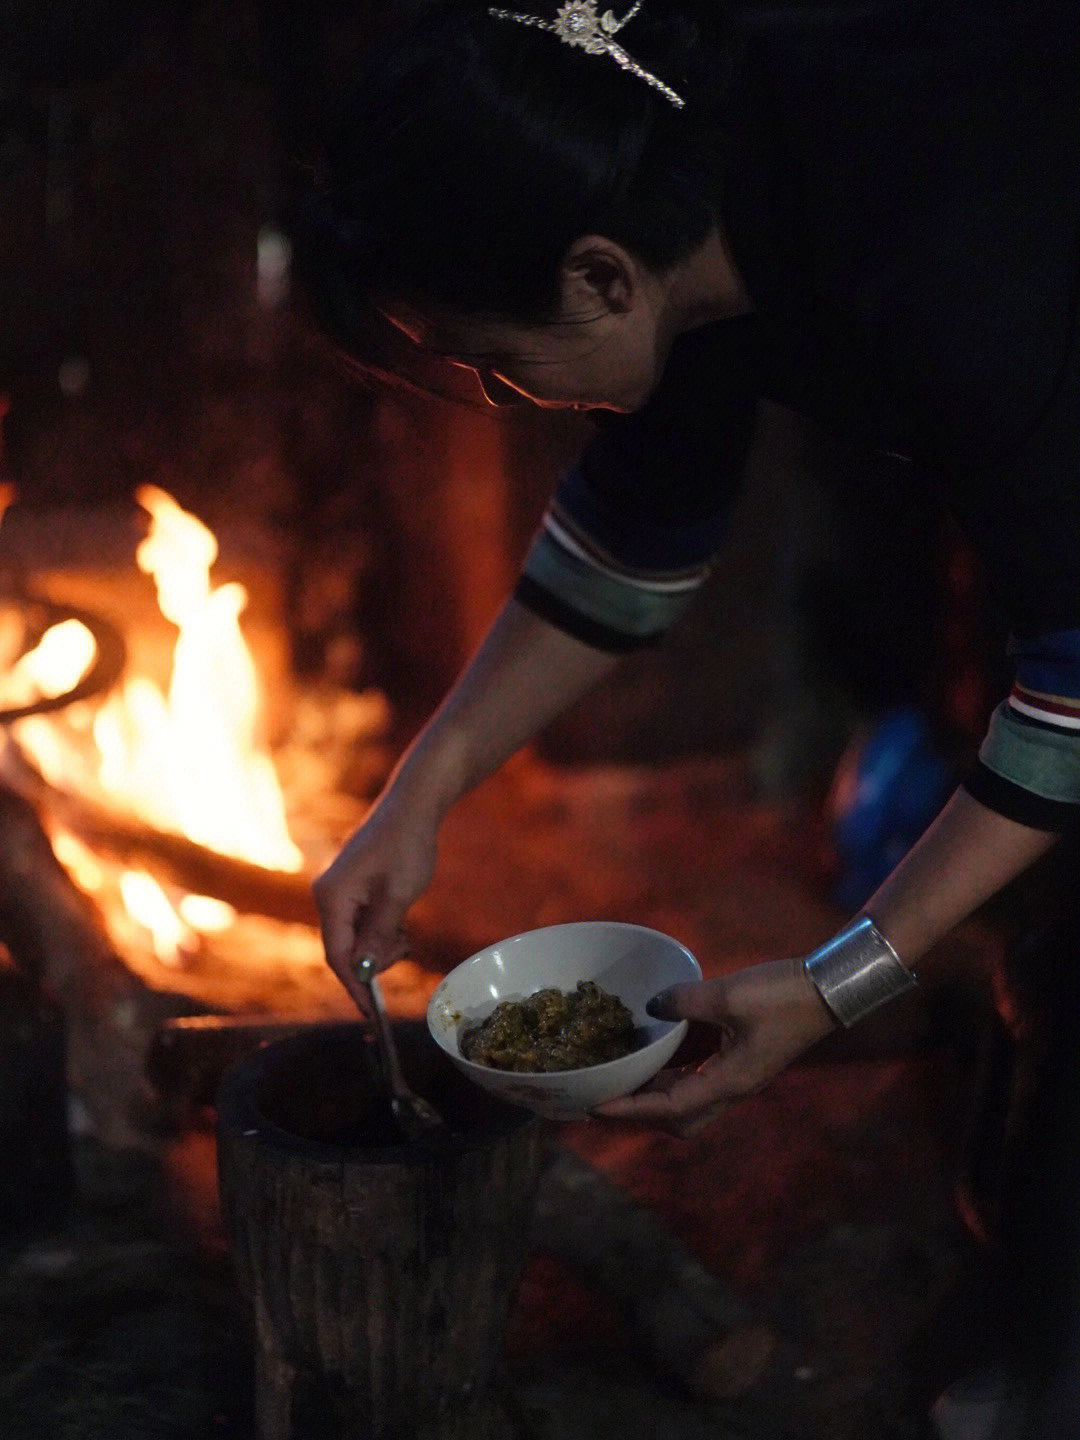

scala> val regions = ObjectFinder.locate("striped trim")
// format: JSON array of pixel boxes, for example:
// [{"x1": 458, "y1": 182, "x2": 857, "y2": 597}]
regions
[
  {"x1": 514, "y1": 575, "x2": 661, "y2": 653},
  {"x1": 1009, "y1": 684, "x2": 1080, "y2": 730},
  {"x1": 552, "y1": 460, "x2": 732, "y2": 573},
  {"x1": 1008, "y1": 629, "x2": 1080, "y2": 704},
  {"x1": 978, "y1": 701, "x2": 1080, "y2": 805},
  {"x1": 519, "y1": 525, "x2": 709, "y2": 648},
  {"x1": 544, "y1": 512, "x2": 710, "y2": 593}
]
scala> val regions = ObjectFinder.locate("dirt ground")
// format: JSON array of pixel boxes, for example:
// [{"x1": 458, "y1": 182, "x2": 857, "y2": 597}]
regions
[{"x1": 0, "y1": 753, "x2": 1010, "y2": 1440}]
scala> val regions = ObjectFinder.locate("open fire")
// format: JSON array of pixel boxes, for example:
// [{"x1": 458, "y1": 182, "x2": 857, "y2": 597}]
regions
[{"x1": 0, "y1": 485, "x2": 402, "y2": 996}]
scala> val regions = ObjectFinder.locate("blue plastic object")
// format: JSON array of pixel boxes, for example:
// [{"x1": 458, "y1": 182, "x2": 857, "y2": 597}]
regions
[{"x1": 830, "y1": 706, "x2": 956, "y2": 911}]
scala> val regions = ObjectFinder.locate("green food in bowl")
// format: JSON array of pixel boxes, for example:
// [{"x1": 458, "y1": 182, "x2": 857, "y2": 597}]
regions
[{"x1": 459, "y1": 980, "x2": 637, "y2": 1072}]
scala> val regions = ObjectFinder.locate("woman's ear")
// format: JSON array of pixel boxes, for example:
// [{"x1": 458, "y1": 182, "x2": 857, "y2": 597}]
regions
[{"x1": 558, "y1": 235, "x2": 641, "y2": 316}]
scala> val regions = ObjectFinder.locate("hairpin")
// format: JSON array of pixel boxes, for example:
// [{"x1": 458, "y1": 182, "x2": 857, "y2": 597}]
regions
[{"x1": 488, "y1": 1, "x2": 686, "y2": 108}]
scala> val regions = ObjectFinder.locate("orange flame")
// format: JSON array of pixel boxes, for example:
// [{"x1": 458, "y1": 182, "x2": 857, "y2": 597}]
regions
[
  {"x1": 4, "y1": 486, "x2": 310, "y2": 965},
  {"x1": 119, "y1": 869, "x2": 192, "y2": 966},
  {"x1": 91, "y1": 485, "x2": 303, "y2": 872},
  {"x1": 4, "y1": 618, "x2": 97, "y2": 709}
]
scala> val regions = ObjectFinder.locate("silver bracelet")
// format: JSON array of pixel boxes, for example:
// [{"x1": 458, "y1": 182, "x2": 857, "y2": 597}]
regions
[{"x1": 803, "y1": 916, "x2": 917, "y2": 1028}]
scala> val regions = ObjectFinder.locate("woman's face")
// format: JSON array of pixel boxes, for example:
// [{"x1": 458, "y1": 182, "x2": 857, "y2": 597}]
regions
[
  {"x1": 378, "y1": 237, "x2": 682, "y2": 411},
  {"x1": 379, "y1": 230, "x2": 747, "y2": 410},
  {"x1": 379, "y1": 295, "x2": 669, "y2": 412}
]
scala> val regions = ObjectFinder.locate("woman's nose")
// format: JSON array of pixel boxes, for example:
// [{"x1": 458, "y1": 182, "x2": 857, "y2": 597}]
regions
[{"x1": 476, "y1": 371, "x2": 528, "y2": 407}]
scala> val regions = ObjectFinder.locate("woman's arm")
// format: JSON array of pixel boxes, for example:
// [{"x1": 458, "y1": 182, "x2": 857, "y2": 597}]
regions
[
  {"x1": 397, "y1": 596, "x2": 623, "y2": 816},
  {"x1": 596, "y1": 788, "x2": 1058, "y2": 1136},
  {"x1": 858, "y1": 786, "x2": 1057, "y2": 964},
  {"x1": 314, "y1": 350, "x2": 750, "y2": 1009},
  {"x1": 314, "y1": 597, "x2": 621, "y2": 1007}
]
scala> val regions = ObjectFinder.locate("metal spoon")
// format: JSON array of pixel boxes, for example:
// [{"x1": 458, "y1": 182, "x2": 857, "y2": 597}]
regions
[{"x1": 353, "y1": 954, "x2": 445, "y2": 1141}]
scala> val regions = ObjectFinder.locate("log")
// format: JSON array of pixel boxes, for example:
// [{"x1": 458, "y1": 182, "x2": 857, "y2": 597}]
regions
[
  {"x1": 49, "y1": 803, "x2": 319, "y2": 925},
  {"x1": 0, "y1": 945, "x2": 71, "y2": 1229},
  {"x1": 146, "y1": 1014, "x2": 314, "y2": 1109},
  {"x1": 532, "y1": 1146, "x2": 776, "y2": 1401},
  {"x1": 0, "y1": 748, "x2": 319, "y2": 924},
  {"x1": 0, "y1": 785, "x2": 208, "y2": 1147},
  {"x1": 0, "y1": 591, "x2": 127, "y2": 723}
]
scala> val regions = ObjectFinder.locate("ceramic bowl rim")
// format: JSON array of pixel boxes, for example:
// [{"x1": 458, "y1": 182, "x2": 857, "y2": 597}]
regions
[{"x1": 426, "y1": 920, "x2": 700, "y2": 1080}]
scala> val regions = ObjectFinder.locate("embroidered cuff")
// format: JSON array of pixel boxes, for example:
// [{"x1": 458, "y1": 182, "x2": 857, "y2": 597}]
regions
[
  {"x1": 517, "y1": 525, "x2": 708, "y2": 650},
  {"x1": 977, "y1": 701, "x2": 1080, "y2": 804}
]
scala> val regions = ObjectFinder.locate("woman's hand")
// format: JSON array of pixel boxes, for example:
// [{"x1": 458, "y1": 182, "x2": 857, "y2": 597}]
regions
[
  {"x1": 312, "y1": 597, "x2": 624, "y2": 1013},
  {"x1": 593, "y1": 958, "x2": 839, "y2": 1138},
  {"x1": 313, "y1": 782, "x2": 439, "y2": 1011}
]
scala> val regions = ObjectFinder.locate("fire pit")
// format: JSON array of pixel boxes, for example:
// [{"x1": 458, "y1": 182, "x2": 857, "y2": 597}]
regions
[
  {"x1": 0, "y1": 485, "x2": 414, "y2": 1143},
  {"x1": 216, "y1": 1020, "x2": 543, "y2": 1440}
]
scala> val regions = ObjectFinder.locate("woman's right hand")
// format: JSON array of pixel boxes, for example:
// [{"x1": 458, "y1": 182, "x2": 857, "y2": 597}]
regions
[
  {"x1": 313, "y1": 781, "x2": 440, "y2": 1012},
  {"x1": 312, "y1": 596, "x2": 624, "y2": 1011}
]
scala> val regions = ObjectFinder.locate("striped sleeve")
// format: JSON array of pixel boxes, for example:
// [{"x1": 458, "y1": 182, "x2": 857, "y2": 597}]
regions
[
  {"x1": 514, "y1": 316, "x2": 761, "y2": 652},
  {"x1": 516, "y1": 495, "x2": 718, "y2": 651},
  {"x1": 964, "y1": 630, "x2": 1080, "y2": 830}
]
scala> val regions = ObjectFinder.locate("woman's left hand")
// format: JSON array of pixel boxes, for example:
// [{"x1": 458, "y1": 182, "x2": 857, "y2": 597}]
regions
[{"x1": 592, "y1": 957, "x2": 840, "y2": 1138}]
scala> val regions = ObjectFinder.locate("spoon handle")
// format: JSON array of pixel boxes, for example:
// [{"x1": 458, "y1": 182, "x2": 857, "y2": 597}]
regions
[{"x1": 370, "y1": 980, "x2": 410, "y2": 1093}]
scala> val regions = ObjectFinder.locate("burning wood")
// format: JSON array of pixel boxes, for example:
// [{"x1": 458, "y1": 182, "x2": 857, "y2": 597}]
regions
[
  {"x1": 0, "y1": 785, "x2": 207, "y2": 1147},
  {"x1": 1, "y1": 743, "x2": 317, "y2": 926},
  {"x1": 0, "y1": 481, "x2": 451, "y2": 1150},
  {"x1": 0, "y1": 485, "x2": 392, "y2": 967},
  {"x1": 0, "y1": 594, "x2": 126, "y2": 724},
  {"x1": 9, "y1": 486, "x2": 303, "y2": 873}
]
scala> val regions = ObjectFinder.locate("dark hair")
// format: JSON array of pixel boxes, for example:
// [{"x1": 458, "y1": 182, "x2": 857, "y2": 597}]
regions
[{"x1": 287, "y1": 1, "x2": 739, "y2": 332}]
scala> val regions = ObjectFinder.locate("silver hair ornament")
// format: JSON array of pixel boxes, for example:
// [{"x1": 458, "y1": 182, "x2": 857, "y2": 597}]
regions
[{"x1": 487, "y1": 1, "x2": 686, "y2": 108}]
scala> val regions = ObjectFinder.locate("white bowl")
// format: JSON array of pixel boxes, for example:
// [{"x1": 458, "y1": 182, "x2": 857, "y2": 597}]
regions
[{"x1": 426, "y1": 921, "x2": 701, "y2": 1119}]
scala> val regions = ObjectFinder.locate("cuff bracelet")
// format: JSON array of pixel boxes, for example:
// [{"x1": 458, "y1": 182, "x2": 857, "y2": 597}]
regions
[{"x1": 803, "y1": 916, "x2": 917, "y2": 1028}]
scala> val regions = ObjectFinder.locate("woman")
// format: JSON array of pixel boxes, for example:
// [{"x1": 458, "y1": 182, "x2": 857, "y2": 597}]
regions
[{"x1": 299, "y1": 2, "x2": 1080, "y2": 1433}]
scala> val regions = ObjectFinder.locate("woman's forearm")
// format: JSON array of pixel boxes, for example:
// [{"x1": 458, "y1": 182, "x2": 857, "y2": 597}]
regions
[
  {"x1": 859, "y1": 786, "x2": 1059, "y2": 967},
  {"x1": 393, "y1": 596, "x2": 622, "y2": 816},
  {"x1": 600, "y1": 789, "x2": 1062, "y2": 1133},
  {"x1": 314, "y1": 596, "x2": 622, "y2": 988}
]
